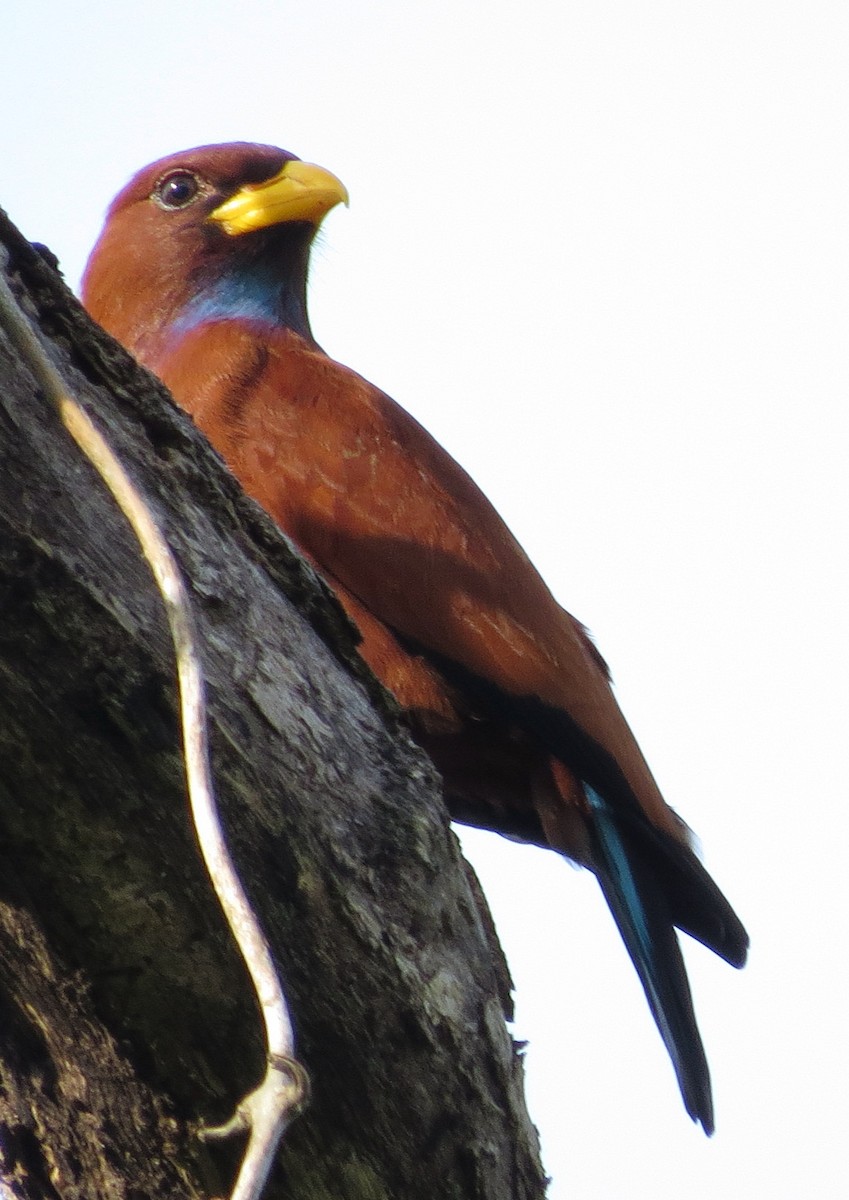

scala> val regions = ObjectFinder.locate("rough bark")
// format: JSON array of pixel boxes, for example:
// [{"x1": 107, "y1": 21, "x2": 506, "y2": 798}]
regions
[{"x1": 0, "y1": 210, "x2": 548, "y2": 1200}]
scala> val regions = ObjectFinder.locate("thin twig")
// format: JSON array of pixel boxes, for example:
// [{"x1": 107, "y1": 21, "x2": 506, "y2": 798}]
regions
[{"x1": 0, "y1": 259, "x2": 307, "y2": 1200}]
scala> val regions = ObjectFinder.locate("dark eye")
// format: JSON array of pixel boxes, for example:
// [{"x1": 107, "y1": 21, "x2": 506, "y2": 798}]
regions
[{"x1": 154, "y1": 171, "x2": 203, "y2": 210}]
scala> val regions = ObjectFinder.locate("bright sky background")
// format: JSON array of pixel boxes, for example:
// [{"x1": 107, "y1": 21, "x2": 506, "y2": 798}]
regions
[{"x1": 2, "y1": 3, "x2": 847, "y2": 1197}]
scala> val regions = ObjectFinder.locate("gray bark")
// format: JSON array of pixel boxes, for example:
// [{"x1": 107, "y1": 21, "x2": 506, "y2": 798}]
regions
[{"x1": 0, "y1": 209, "x2": 547, "y2": 1200}]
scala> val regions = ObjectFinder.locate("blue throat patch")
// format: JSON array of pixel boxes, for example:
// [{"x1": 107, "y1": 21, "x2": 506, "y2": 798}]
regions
[{"x1": 171, "y1": 261, "x2": 308, "y2": 338}]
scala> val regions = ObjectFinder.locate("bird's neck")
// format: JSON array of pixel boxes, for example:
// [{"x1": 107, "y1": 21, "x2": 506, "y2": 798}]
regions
[{"x1": 169, "y1": 235, "x2": 314, "y2": 344}]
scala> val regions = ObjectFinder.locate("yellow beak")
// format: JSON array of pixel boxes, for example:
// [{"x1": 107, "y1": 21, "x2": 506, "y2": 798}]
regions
[{"x1": 210, "y1": 160, "x2": 349, "y2": 236}]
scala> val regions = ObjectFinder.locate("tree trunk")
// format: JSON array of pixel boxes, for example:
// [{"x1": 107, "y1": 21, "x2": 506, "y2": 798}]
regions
[{"x1": 0, "y1": 209, "x2": 547, "y2": 1200}]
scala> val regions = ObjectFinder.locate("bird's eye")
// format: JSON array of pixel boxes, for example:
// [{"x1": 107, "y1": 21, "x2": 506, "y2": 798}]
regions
[{"x1": 154, "y1": 171, "x2": 203, "y2": 210}]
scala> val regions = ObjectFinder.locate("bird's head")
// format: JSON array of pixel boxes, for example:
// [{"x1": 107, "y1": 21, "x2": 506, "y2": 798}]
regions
[{"x1": 82, "y1": 142, "x2": 348, "y2": 368}]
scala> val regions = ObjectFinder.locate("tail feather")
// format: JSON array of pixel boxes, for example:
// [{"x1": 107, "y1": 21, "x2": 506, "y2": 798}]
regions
[{"x1": 585, "y1": 785, "x2": 715, "y2": 1134}]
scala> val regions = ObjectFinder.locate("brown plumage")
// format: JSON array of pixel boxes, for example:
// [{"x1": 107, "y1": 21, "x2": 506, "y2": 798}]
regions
[{"x1": 82, "y1": 142, "x2": 748, "y2": 1132}]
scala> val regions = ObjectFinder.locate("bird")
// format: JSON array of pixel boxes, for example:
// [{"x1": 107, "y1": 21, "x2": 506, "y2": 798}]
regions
[{"x1": 82, "y1": 142, "x2": 748, "y2": 1134}]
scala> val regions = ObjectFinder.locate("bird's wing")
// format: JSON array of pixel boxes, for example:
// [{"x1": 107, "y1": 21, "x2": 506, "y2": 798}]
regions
[{"x1": 156, "y1": 319, "x2": 682, "y2": 843}]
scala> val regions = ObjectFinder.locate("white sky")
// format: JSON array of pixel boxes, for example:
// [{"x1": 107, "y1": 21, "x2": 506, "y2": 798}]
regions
[{"x1": 2, "y1": 2, "x2": 847, "y2": 1197}]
